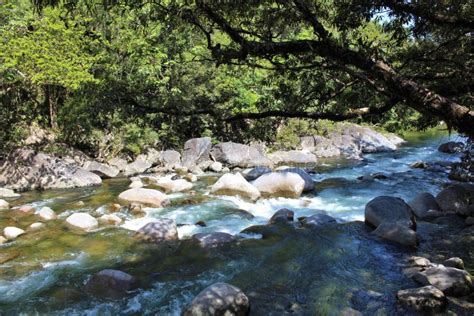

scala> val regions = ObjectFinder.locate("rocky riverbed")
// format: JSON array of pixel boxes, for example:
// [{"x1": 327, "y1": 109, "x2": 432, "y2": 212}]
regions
[{"x1": 0, "y1": 126, "x2": 473, "y2": 315}]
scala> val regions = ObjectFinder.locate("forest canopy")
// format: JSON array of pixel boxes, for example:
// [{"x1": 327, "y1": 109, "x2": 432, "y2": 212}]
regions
[{"x1": 1, "y1": 0, "x2": 473, "y2": 158}]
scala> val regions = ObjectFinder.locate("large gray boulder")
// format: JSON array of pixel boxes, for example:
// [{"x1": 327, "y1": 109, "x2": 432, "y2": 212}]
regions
[
  {"x1": 192, "y1": 232, "x2": 235, "y2": 248},
  {"x1": 252, "y1": 172, "x2": 305, "y2": 197},
  {"x1": 118, "y1": 188, "x2": 169, "y2": 207},
  {"x1": 210, "y1": 173, "x2": 261, "y2": 201},
  {"x1": 85, "y1": 269, "x2": 137, "y2": 299},
  {"x1": 365, "y1": 196, "x2": 415, "y2": 229},
  {"x1": 373, "y1": 223, "x2": 419, "y2": 247},
  {"x1": 397, "y1": 286, "x2": 447, "y2": 311},
  {"x1": 413, "y1": 266, "x2": 473, "y2": 297},
  {"x1": 211, "y1": 142, "x2": 273, "y2": 168},
  {"x1": 278, "y1": 167, "x2": 314, "y2": 192},
  {"x1": 135, "y1": 219, "x2": 178, "y2": 243},
  {"x1": 182, "y1": 282, "x2": 249, "y2": 316},
  {"x1": 0, "y1": 148, "x2": 102, "y2": 191},
  {"x1": 182, "y1": 137, "x2": 212, "y2": 168},
  {"x1": 436, "y1": 184, "x2": 474, "y2": 216},
  {"x1": 83, "y1": 161, "x2": 119, "y2": 178},
  {"x1": 268, "y1": 150, "x2": 317, "y2": 165},
  {"x1": 159, "y1": 150, "x2": 181, "y2": 168},
  {"x1": 0, "y1": 188, "x2": 20, "y2": 198},
  {"x1": 123, "y1": 157, "x2": 152, "y2": 176},
  {"x1": 341, "y1": 124, "x2": 397, "y2": 153},
  {"x1": 107, "y1": 157, "x2": 128, "y2": 172},
  {"x1": 408, "y1": 192, "x2": 442, "y2": 219}
]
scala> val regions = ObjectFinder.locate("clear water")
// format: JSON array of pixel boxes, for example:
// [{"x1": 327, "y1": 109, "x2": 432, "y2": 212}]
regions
[{"x1": 0, "y1": 130, "x2": 469, "y2": 314}]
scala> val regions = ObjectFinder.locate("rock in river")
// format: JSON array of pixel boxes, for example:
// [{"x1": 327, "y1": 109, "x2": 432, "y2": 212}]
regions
[
  {"x1": 4, "y1": 226, "x2": 25, "y2": 240},
  {"x1": 210, "y1": 173, "x2": 261, "y2": 201},
  {"x1": 86, "y1": 269, "x2": 137, "y2": 299},
  {"x1": 0, "y1": 188, "x2": 20, "y2": 198},
  {"x1": 397, "y1": 285, "x2": 447, "y2": 311},
  {"x1": 211, "y1": 141, "x2": 273, "y2": 168},
  {"x1": 182, "y1": 137, "x2": 212, "y2": 168},
  {"x1": 365, "y1": 196, "x2": 415, "y2": 229},
  {"x1": 83, "y1": 161, "x2": 119, "y2": 178},
  {"x1": 269, "y1": 208, "x2": 294, "y2": 224},
  {"x1": 182, "y1": 282, "x2": 249, "y2": 316},
  {"x1": 36, "y1": 206, "x2": 57, "y2": 221},
  {"x1": 192, "y1": 232, "x2": 235, "y2": 248},
  {"x1": 435, "y1": 184, "x2": 474, "y2": 216},
  {"x1": 0, "y1": 199, "x2": 10, "y2": 209},
  {"x1": 118, "y1": 188, "x2": 169, "y2": 207},
  {"x1": 408, "y1": 192, "x2": 442, "y2": 219},
  {"x1": 65, "y1": 213, "x2": 99, "y2": 232},
  {"x1": 373, "y1": 222, "x2": 419, "y2": 247},
  {"x1": 135, "y1": 219, "x2": 178, "y2": 243},
  {"x1": 252, "y1": 172, "x2": 305, "y2": 197},
  {"x1": 413, "y1": 265, "x2": 473, "y2": 297}
]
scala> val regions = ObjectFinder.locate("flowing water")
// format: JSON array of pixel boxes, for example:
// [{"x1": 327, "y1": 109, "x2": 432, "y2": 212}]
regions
[{"x1": 0, "y1": 130, "x2": 471, "y2": 315}]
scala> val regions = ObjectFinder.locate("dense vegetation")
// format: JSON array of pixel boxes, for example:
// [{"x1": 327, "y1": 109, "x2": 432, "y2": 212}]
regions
[{"x1": 1, "y1": 0, "x2": 472, "y2": 159}]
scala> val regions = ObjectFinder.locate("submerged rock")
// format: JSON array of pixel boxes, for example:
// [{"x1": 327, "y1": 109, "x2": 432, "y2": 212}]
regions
[
  {"x1": 252, "y1": 172, "x2": 305, "y2": 197},
  {"x1": 83, "y1": 161, "x2": 119, "y2": 178},
  {"x1": 182, "y1": 282, "x2": 249, "y2": 316},
  {"x1": 211, "y1": 142, "x2": 273, "y2": 168},
  {"x1": 118, "y1": 188, "x2": 169, "y2": 207},
  {"x1": 4, "y1": 226, "x2": 25, "y2": 240},
  {"x1": 210, "y1": 173, "x2": 261, "y2": 201},
  {"x1": 135, "y1": 219, "x2": 178, "y2": 243},
  {"x1": 365, "y1": 196, "x2": 414, "y2": 229},
  {"x1": 192, "y1": 232, "x2": 235, "y2": 247},
  {"x1": 413, "y1": 266, "x2": 473, "y2": 297},
  {"x1": 373, "y1": 223, "x2": 419, "y2": 247},
  {"x1": 85, "y1": 269, "x2": 137, "y2": 299},
  {"x1": 65, "y1": 213, "x2": 98, "y2": 232},
  {"x1": 269, "y1": 209, "x2": 294, "y2": 224},
  {"x1": 397, "y1": 285, "x2": 447, "y2": 311}
]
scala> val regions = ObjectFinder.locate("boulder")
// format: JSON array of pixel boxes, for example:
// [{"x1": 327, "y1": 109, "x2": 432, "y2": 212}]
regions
[
  {"x1": 4, "y1": 226, "x2": 25, "y2": 240},
  {"x1": 443, "y1": 257, "x2": 464, "y2": 270},
  {"x1": 410, "y1": 161, "x2": 428, "y2": 169},
  {"x1": 192, "y1": 232, "x2": 235, "y2": 247},
  {"x1": 397, "y1": 286, "x2": 447, "y2": 311},
  {"x1": 278, "y1": 167, "x2": 314, "y2": 192},
  {"x1": 107, "y1": 157, "x2": 128, "y2": 171},
  {"x1": 65, "y1": 213, "x2": 99, "y2": 231},
  {"x1": 209, "y1": 161, "x2": 223, "y2": 172},
  {"x1": 269, "y1": 208, "x2": 294, "y2": 224},
  {"x1": 408, "y1": 256, "x2": 431, "y2": 267},
  {"x1": 268, "y1": 150, "x2": 317, "y2": 165},
  {"x1": 98, "y1": 214, "x2": 122, "y2": 226},
  {"x1": 409, "y1": 193, "x2": 442, "y2": 219},
  {"x1": 365, "y1": 196, "x2": 414, "y2": 229},
  {"x1": 118, "y1": 188, "x2": 169, "y2": 207},
  {"x1": 242, "y1": 166, "x2": 272, "y2": 181},
  {"x1": 159, "y1": 150, "x2": 181, "y2": 168},
  {"x1": 85, "y1": 269, "x2": 137, "y2": 299},
  {"x1": 373, "y1": 223, "x2": 419, "y2": 247},
  {"x1": 301, "y1": 214, "x2": 337, "y2": 227},
  {"x1": 182, "y1": 137, "x2": 212, "y2": 168},
  {"x1": 36, "y1": 206, "x2": 57, "y2": 221},
  {"x1": 153, "y1": 178, "x2": 193, "y2": 193},
  {"x1": 182, "y1": 282, "x2": 249, "y2": 316},
  {"x1": 343, "y1": 125, "x2": 397, "y2": 153},
  {"x1": 129, "y1": 180, "x2": 143, "y2": 189},
  {"x1": 252, "y1": 172, "x2": 305, "y2": 197},
  {"x1": 210, "y1": 173, "x2": 261, "y2": 201},
  {"x1": 0, "y1": 188, "x2": 20, "y2": 198},
  {"x1": 413, "y1": 266, "x2": 473, "y2": 297},
  {"x1": 436, "y1": 184, "x2": 474, "y2": 216},
  {"x1": 83, "y1": 161, "x2": 119, "y2": 178},
  {"x1": 0, "y1": 148, "x2": 102, "y2": 191},
  {"x1": 0, "y1": 199, "x2": 9, "y2": 209},
  {"x1": 184, "y1": 173, "x2": 198, "y2": 183},
  {"x1": 438, "y1": 141, "x2": 464, "y2": 154},
  {"x1": 123, "y1": 158, "x2": 152, "y2": 176},
  {"x1": 134, "y1": 219, "x2": 178, "y2": 243},
  {"x1": 211, "y1": 142, "x2": 273, "y2": 168}
]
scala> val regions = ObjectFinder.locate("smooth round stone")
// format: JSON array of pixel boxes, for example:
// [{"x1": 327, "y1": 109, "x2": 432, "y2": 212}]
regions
[
  {"x1": 29, "y1": 222, "x2": 45, "y2": 230},
  {"x1": 65, "y1": 213, "x2": 99, "y2": 231},
  {"x1": 0, "y1": 199, "x2": 10, "y2": 209},
  {"x1": 37, "y1": 206, "x2": 57, "y2": 221},
  {"x1": 4, "y1": 227, "x2": 25, "y2": 240}
]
